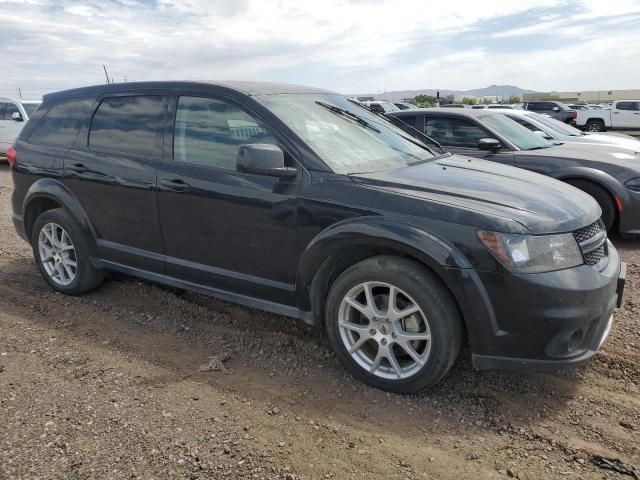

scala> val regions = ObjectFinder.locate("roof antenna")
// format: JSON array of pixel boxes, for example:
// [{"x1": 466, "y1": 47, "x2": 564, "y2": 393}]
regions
[{"x1": 103, "y1": 65, "x2": 111, "y2": 84}]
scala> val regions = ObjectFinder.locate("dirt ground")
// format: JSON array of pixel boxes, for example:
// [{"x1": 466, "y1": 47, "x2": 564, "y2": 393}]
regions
[{"x1": 1, "y1": 164, "x2": 639, "y2": 480}]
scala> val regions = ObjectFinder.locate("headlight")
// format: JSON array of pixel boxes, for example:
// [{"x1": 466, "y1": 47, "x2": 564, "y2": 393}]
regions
[
  {"x1": 478, "y1": 231, "x2": 583, "y2": 273},
  {"x1": 624, "y1": 177, "x2": 640, "y2": 192}
]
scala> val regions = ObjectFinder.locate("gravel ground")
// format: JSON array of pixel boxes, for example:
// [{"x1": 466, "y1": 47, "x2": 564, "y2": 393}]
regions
[{"x1": 1, "y1": 164, "x2": 639, "y2": 480}]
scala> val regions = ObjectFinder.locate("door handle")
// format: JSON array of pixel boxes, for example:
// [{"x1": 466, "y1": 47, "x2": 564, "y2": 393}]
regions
[
  {"x1": 160, "y1": 178, "x2": 191, "y2": 192},
  {"x1": 67, "y1": 163, "x2": 88, "y2": 173}
]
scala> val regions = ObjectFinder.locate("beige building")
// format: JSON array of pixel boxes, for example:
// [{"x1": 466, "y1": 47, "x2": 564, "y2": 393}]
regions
[{"x1": 523, "y1": 89, "x2": 640, "y2": 104}]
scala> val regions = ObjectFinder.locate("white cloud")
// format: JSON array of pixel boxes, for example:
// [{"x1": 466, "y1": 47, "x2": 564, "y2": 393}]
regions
[{"x1": 0, "y1": 0, "x2": 638, "y2": 99}]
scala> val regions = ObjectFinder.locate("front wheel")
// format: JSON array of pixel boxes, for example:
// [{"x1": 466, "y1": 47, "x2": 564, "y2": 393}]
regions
[
  {"x1": 325, "y1": 256, "x2": 462, "y2": 394},
  {"x1": 567, "y1": 180, "x2": 616, "y2": 232}
]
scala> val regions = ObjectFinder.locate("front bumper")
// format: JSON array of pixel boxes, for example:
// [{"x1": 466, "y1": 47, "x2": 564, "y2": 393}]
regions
[{"x1": 464, "y1": 242, "x2": 624, "y2": 371}]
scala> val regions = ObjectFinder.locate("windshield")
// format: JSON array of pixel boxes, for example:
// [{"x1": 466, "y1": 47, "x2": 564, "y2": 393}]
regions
[
  {"x1": 479, "y1": 113, "x2": 553, "y2": 150},
  {"x1": 22, "y1": 103, "x2": 40, "y2": 117},
  {"x1": 528, "y1": 113, "x2": 583, "y2": 136},
  {"x1": 258, "y1": 94, "x2": 435, "y2": 173}
]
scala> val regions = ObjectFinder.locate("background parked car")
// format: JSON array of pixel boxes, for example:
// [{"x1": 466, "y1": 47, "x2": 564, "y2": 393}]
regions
[
  {"x1": 522, "y1": 101, "x2": 577, "y2": 124},
  {"x1": 0, "y1": 98, "x2": 41, "y2": 156},
  {"x1": 394, "y1": 102, "x2": 418, "y2": 110},
  {"x1": 471, "y1": 104, "x2": 523, "y2": 110},
  {"x1": 491, "y1": 109, "x2": 640, "y2": 151},
  {"x1": 361, "y1": 100, "x2": 400, "y2": 113},
  {"x1": 575, "y1": 100, "x2": 640, "y2": 132},
  {"x1": 388, "y1": 108, "x2": 640, "y2": 233}
]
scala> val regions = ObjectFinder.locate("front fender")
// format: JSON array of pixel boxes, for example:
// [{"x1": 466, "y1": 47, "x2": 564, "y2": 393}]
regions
[
  {"x1": 552, "y1": 166, "x2": 628, "y2": 206},
  {"x1": 22, "y1": 178, "x2": 97, "y2": 253}
]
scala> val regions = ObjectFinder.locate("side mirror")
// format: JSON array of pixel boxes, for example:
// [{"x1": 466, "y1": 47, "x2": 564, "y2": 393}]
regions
[
  {"x1": 236, "y1": 144, "x2": 297, "y2": 178},
  {"x1": 478, "y1": 138, "x2": 502, "y2": 150},
  {"x1": 552, "y1": 106, "x2": 560, "y2": 112},
  {"x1": 11, "y1": 112, "x2": 23, "y2": 122},
  {"x1": 533, "y1": 130, "x2": 553, "y2": 140}
]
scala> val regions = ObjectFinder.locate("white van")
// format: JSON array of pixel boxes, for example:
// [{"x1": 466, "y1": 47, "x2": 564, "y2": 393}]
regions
[{"x1": 0, "y1": 98, "x2": 41, "y2": 155}]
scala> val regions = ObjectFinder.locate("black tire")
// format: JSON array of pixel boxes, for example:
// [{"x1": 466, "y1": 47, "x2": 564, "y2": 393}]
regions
[
  {"x1": 566, "y1": 180, "x2": 616, "y2": 232},
  {"x1": 585, "y1": 119, "x2": 605, "y2": 132},
  {"x1": 325, "y1": 255, "x2": 462, "y2": 394},
  {"x1": 31, "y1": 208, "x2": 104, "y2": 295}
]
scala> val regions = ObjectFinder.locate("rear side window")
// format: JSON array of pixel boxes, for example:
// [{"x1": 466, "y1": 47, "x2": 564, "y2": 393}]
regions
[
  {"x1": 617, "y1": 102, "x2": 639, "y2": 111},
  {"x1": 29, "y1": 100, "x2": 93, "y2": 146},
  {"x1": 89, "y1": 96, "x2": 165, "y2": 156},
  {"x1": 3, "y1": 102, "x2": 19, "y2": 119},
  {"x1": 173, "y1": 96, "x2": 277, "y2": 170}
]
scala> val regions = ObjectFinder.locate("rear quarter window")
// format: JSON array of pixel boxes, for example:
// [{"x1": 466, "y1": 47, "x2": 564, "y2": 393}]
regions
[
  {"x1": 28, "y1": 99, "x2": 93, "y2": 146},
  {"x1": 89, "y1": 95, "x2": 166, "y2": 157}
]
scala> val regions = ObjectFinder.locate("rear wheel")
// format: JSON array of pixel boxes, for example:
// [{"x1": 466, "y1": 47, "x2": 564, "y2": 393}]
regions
[
  {"x1": 31, "y1": 208, "x2": 104, "y2": 295},
  {"x1": 585, "y1": 119, "x2": 605, "y2": 132},
  {"x1": 567, "y1": 180, "x2": 616, "y2": 232},
  {"x1": 325, "y1": 256, "x2": 462, "y2": 394}
]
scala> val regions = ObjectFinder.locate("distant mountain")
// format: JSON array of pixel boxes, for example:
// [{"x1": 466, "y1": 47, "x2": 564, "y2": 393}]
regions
[{"x1": 356, "y1": 85, "x2": 536, "y2": 103}]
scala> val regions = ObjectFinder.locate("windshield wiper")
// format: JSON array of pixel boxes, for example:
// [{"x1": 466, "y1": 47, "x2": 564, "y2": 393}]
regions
[
  {"x1": 346, "y1": 98, "x2": 446, "y2": 155},
  {"x1": 315, "y1": 101, "x2": 380, "y2": 133}
]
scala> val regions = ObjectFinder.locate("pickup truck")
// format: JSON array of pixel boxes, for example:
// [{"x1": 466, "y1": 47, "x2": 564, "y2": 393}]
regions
[{"x1": 576, "y1": 100, "x2": 640, "y2": 132}]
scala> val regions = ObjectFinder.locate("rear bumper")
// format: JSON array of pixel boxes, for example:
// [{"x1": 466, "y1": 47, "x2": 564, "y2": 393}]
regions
[{"x1": 450, "y1": 242, "x2": 623, "y2": 371}]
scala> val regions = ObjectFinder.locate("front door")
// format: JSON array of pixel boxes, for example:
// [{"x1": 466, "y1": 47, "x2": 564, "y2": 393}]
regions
[
  {"x1": 422, "y1": 115, "x2": 515, "y2": 165},
  {"x1": 157, "y1": 95, "x2": 300, "y2": 304}
]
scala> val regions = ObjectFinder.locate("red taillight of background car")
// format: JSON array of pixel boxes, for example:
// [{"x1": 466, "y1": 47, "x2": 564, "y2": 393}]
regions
[
  {"x1": 571, "y1": 110, "x2": 577, "y2": 119},
  {"x1": 6, "y1": 146, "x2": 17, "y2": 168}
]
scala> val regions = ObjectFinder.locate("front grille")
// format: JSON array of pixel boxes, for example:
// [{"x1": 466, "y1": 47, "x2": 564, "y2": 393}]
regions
[
  {"x1": 584, "y1": 245, "x2": 605, "y2": 266},
  {"x1": 573, "y1": 221, "x2": 603, "y2": 243},
  {"x1": 573, "y1": 220, "x2": 607, "y2": 268}
]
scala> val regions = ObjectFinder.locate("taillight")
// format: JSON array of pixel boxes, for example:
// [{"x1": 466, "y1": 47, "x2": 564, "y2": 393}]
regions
[
  {"x1": 6, "y1": 146, "x2": 16, "y2": 168},
  {"x1": 571, "y1": 110, "x2": 577, "y2": 119}
]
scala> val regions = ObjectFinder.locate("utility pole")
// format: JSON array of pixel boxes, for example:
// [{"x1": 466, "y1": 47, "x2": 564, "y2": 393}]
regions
[
  {"x1": 17, "y1": 88, "x2": 22, "y2": 99},
  {"x1": 103, "y1": 65, "x2": 111, "y2": 84}
]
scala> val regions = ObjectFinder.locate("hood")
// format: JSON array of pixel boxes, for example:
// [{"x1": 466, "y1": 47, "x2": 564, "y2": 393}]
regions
[
  {"x1": 532, "y1": 142, "x2": 640, "y2": 166},
  {"x1": 351, "y1": 155, "x2": 599, "y2": 234},
  {"x1": 577, "y1": 133, "x2": 640, "y2": 152}
]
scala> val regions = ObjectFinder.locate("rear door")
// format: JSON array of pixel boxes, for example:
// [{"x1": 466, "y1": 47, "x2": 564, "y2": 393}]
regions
[
  {"x1": 64, "y1": 94, "x2": 167, "y2": 272},
  {"x1": 422, "y1": 114, "x2": 515, "y2": 165},
  {"x1": 612, "y1": 101, "x2": 640, "y2": 128},
  {"x1": 156, "y1": 94, "x2": 300, "y2": 303}
]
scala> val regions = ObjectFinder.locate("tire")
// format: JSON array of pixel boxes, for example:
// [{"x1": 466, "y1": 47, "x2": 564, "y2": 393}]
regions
[
  {"x1": 567, "y1": 180, "x2": 616, "y2": 232},
  {"x1": 325, "y1": 255, "x2": 462, "y2": 394},
  {"x1": 31, "y1": 208, "x2": 104, "y2": 295},
  {"x1": 585, "y1": 119, "x2": 605, "y2": 132}
]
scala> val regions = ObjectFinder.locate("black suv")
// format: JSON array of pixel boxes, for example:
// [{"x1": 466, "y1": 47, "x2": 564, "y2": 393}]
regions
[
  {"x1": 522, "y1": 101, "x2": 577, "y2": 124},
  {"x1": 9, "y1": 81, "x2": 625, "y2": 393}
]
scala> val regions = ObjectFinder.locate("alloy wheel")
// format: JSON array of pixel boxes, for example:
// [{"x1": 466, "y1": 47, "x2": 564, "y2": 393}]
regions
[
  {"x1": 338, "y1": 282, "x2": 431, "y2": 380},
  {"x1": 38, "y1": 222, "x2": 77, "y2": 286}
]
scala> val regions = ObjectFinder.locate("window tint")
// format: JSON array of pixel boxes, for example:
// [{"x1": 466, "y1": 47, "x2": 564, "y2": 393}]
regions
[
  {"x1": 0, "y1": 102, "x2": 19, "y2": 120},
  {"x1": 399, "y1": 115, "x2": 416, "y2": 126},
  {"x1": 424, "y1": 116, "x2": 491, "y2": 148},
  {"x1": 616, "y1": 102, "x2": 638, "y2": 111},
  {"x1": 174, "y1": 96, "x2": 277, "y2": 170},
  {"x1": 29, "y1": 100, "x2": 93, "y2": 146},
  {"x1": 22, "y1": 103, "x2": 40, "y2": 117},
  {"x1": 90, "y1": 96, "x2": 165, "y2": 156}
]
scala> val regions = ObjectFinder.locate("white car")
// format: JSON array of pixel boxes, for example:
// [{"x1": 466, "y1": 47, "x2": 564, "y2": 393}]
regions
[
  {"x1": 0, "y1": 98, "x2": 41, "y2": 155},
  {"x1": 575, "y1": 100, "x2": 640, "y2": 132}
]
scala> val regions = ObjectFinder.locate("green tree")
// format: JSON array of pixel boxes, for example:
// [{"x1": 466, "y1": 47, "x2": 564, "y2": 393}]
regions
[
  {"x1": 507, "y1": 95, "x2": 521, "y2": 104},
  {"x1": 461, "y1": 97, "x2": 477, "y2": 105},
  {"x1": 482, "y1": 98, "x2": 492, "y2": 104},
  {"x1": 413, "y1": 95, "x2": 438, "y2": 108}
]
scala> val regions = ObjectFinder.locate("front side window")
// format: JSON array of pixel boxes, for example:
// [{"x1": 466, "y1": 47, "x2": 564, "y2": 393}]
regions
[
  {"x1": 424, "y1": 116, "x2": 491, "y2": 148},
  {"x1": 173, "y1": 96, "x2": 278, "y2": 170},
  {"x1": 29, "y1": 99, "x2": 93, "y2": 146},
  {"x1": 89, "y1": 95, "x2": 166, "y2": 156},
  {"x1": 257, "y1": 94, "x2": 434, "y2": 174}
]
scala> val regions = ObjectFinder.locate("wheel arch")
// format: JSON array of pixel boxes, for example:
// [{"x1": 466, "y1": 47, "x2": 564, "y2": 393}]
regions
[
  {"x1": 22, "y1": 178, "x2": 97, "y2": 253},
  {"x1": 296, "y1": 217, "x2": 473, "y2": 329},
  {"x1": 553, "y1": 167, "x2": 626, "y2": 214}
]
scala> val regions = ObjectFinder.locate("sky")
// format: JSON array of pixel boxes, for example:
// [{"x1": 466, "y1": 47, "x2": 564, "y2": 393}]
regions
[{"x1": 1, "y1": 0, "x2": 640, "y2": 99}]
